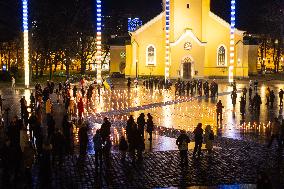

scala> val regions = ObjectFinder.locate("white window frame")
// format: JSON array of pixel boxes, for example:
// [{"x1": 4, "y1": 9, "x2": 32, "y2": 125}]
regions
[
  {"x1": 216, "y1": 44, "x2": 227, "y2": 67},
  {"x1": 146, "y1": 44, "x2": 157, "y2": 66}
]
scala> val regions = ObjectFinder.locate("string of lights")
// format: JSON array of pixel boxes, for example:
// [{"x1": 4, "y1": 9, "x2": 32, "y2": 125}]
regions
[
  {"x1": 96, "y1": 0, "x2": 102, "y2": 84},
  {"x1": 23, "y1": 0, "x2": 29, "y2": 87},
  {"x1": 165, "y1": 0, "x2": 170, "y2": 81},
  {"x1": 229, "y1": 0, "x2": 236, "y2": 83}
]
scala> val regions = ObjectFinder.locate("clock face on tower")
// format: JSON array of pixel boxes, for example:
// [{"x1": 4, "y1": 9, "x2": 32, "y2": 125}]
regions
[{"x1": 184, "y1": 42, "x2": 192, "y2": 50}]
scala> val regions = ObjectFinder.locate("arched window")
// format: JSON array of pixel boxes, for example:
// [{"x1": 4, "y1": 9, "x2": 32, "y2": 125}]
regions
[
  {"x1": 146, "y1": 45, "x2": 156, "y2": 66},
  {"x1": 217, "y1": 45, "x2": 227, "y2": 66}
]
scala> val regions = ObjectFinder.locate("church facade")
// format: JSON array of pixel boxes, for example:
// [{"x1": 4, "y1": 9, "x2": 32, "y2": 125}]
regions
[{"x1": 117, "y1": 0, "x2": 258, "y2": 79}]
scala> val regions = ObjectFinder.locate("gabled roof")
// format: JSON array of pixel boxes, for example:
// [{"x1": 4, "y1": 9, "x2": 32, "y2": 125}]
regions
[
  {"x1": 209, "y1": 12, "x2": 245, "y2": 36},
  {"x1": 131, "y1": 12, "x2": 164, "y2": 36},
  {"x1": 131, "y1": 10, "x2": 246, "y2": 37},
  {"x1": 170, "y1": 29, "x2": 207, "y2": 47}
]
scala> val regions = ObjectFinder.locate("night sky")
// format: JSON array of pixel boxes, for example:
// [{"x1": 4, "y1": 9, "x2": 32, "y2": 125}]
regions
[{"x1": 0, "y1": 0, "x2": 269, "y2": 41}]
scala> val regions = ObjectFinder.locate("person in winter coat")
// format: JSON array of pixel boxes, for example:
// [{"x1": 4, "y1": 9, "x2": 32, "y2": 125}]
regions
[
  {"x1": 100, "y1": 117, "x2": 111, "y2": 142},
  {"x1": 193, "y1": 123, "x2": 203, "y2": 158},
  {"x1": 45, "y1": 98, "x2": 52, "y2": 115},
  {"x1": 47, "y1": 115, "x2": 56, "y2": 139},
  {"x1": 23, "y1": 142, "x2": 35, "y2": 188},
  {"x1": 137, "y1": 113, "x2": 146, "y2": 138},
  {"x1": 77, "y1": 98, "x2": 84, "y2": 120},
  {"x1": 78, "y1": 123, "x2": 88, "y2": 157},
  {"x1": 267, "y1": 117, "x2": 281, "y2": 148},
  {"x1": 204, "y1": 125, "x2": 214, "y2": 154},
  {"x1": 146, "y1": 113, "x2": 154, "y2": 142},
  {"x1": 176, "y1": 130, "x2": 190, "y2": 164},
  {"x1": 119, "y1": 136, "x2": 128, "y2": 162},
  {"x1": 93, "y1": 130, "x2": 103, "y2": 168},
  {"x1": 20, "y1": 125, "x2": 29, "y2": 152}
]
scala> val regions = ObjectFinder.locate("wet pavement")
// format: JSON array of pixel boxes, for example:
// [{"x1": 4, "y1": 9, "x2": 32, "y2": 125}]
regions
[{"x1": 0, "y1": 80, "x2": 284, "y2": 188}]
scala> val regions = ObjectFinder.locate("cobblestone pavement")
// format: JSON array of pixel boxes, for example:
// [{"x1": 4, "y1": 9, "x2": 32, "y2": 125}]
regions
[{"x1": 32, "y1": 137, "x2": 283, "y2": 189}]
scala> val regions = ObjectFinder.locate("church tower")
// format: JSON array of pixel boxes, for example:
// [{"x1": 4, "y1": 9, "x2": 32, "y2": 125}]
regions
[{"x1": 163, "y1": 0, "x2": 210, "y2": 42}]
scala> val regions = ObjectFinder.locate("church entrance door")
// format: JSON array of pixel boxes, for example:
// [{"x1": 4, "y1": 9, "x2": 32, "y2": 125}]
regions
[
  {"x1": 183, "y1": 63, "x2": 191, "y2": 79},
  {"x1": 181, "y1": 56, "x2": 194, "y2": 79}
]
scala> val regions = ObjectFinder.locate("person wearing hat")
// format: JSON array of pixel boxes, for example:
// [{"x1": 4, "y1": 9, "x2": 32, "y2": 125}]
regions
[{"x1": 146, "y1": 113, "x2": 154, "y2": 143}]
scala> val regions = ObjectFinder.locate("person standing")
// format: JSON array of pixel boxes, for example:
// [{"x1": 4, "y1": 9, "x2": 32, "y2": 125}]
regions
[
  {"x1": 249, "y1": 86, "x2": 253, "y2": 100},
  {"x1": 242, "y1": 87, "x2": 247, "y2": 100},
  {"x1": 176, "y1": 130, "x2": 190, "y2": 164},
  {"x1": 127, "y1": 77, "x2": 131, "y2": 90},
  {"x1": 126, "y1": 115, "x2": 137, "y2": 163},
  {"x1": 137, "y1": 113, "x2": 146, "y2": 139},
  {"x1": 0, "y1": 95, "x2": 5, "y2": 114},
  {"x1": 270, "y1": 90, "x2": 275, "y2": 108},
  {"x1": 77, "y1": 98, "x2": 84, "y2": 120},
  {"x1": 279, "y1": 89, "x2": 284, "y2": 107},
  {"x1": 254, "y1": 80, "x2": 258, "y2": 91},
  {"x1": 146, "y1": 113, "x2": 154, "y2": 143},
  {"x1": 267, "y1": 118, "x2": 281, "y2": 148},
  {"x1": 231, "y1": 90, "x2": 237, "y2": 107},
  {"x1": 11, "y1": 76, "x2": 15, "y2": 88},
  {"x1": 22, "y1": 142, "x2": 35, "y2": 188},
  {"x1": 193, "y1": 123, "x2": 203, "y2": 158},
  {"x1": 93, "y1": 130, "x2": 103, "y2": 169},
  {"x1": 204, "y1": 125, "x2": 214, "y2": 154},
  {"x1": 265, "y1": 87, "x2": 270, "y2": 106},
  {"x1": 240, "y1": 96, "x2": 246, "y2": 119},
  {"x1": 216, "y1": 100, "x2": 224, "y2": 125},
  {"x1": 100, "y1": 117, "x2": 111, "y2": 143},
  {"x1": 45, "y1": 98, "x2": 52, "y2": 117},
  {"x1": 78, "y1": 123, "x2": 88, "y2": 157},
  {"x1": 119, "y1": 136, "x2": 128, "y2": 162}
]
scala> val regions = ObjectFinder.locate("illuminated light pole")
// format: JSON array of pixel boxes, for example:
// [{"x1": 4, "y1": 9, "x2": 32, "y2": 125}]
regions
[
  {"x1": 23, "y1": 0, "x2": 29, "y2": 87},
  {"x1": 96, "y1": 0, "x2": 102, "y2": 84},
  {"x1": 229, "y1": 0, "x2": 236, "y2": 83},
  {"x1": 165, "y1": 0, "x2": 170, "y2": 81}
]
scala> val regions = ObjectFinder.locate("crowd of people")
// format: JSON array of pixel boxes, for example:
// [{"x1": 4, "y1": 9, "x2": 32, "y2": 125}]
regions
[{"x1": 0, "y1": 76, "x2": 283, "y2": 188}]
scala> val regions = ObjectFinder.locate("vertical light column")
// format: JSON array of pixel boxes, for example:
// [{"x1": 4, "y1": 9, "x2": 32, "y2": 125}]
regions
[
  {"x1": 165, "y1": 0, "x2": 170, "y2": 81},
  {"x1": 229, "y1": 0, "x2": 236, "y2": 83},
  {"x1": 96, "y1": 0, "x2": 102, "y2": 84},
  {"x1": 23, "y1": 0, "x2": 29, "y2": 87}
]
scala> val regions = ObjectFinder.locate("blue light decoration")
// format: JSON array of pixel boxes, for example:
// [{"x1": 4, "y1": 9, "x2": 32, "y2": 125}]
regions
[
  {"x1": 23, "y1": 0, "x2": 29, "y2": 87},
  {"x1": 165, "y1": 0, "x2": 170, "y2": 80},
  {"x1": 96, "y1": 0, "x2": 102, "y2": 84},
  {"x1": 128, "y1": 18, "x2": 142, "y2": 32},
  {"x1": 2, "y1": 65, "x2": 7, "y2": 71},
  {"x1": 229, "y1": 0, "x2": 236, "y2": 83}
]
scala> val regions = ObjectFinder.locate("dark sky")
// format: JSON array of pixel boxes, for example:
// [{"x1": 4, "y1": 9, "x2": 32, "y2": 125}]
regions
[{"x1": 0, "y1": 0, "x2": 269, "y2": 41}]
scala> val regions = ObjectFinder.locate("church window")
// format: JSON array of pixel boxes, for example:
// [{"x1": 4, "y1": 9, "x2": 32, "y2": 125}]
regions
[
  {"x1": 146, "y1": 45, "x2": 156, "y2": 66},
  {"x1": 187, "y1": 4, "x2": 190, "y2": 9},
  {"x1": 217, "y1": 45, "x2": 227, "y2": 67}
]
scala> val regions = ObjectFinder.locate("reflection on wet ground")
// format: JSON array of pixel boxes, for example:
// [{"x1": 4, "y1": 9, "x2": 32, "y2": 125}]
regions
[{"x1": 1, "y1": 82, "x2": 284, "y2": 151}]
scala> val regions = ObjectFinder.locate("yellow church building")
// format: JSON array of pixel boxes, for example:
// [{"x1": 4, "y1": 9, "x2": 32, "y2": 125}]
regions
[{"x1": 111, "y1": 0, "x2": 258, "y2": 79}]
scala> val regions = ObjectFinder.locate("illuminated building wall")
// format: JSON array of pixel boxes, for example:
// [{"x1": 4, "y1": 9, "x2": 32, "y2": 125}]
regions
[
  {"x1": 165, "y1": 0, "x2": 170, "y2": 80},
  {"x1": 96, "y1": 0, "x2": 102, "y2": 84},
  {"x1": 229, "y1": 0, "x2": 236, "y2": 82},
  {"x1": 128, "y1": 18, "x2": 142, "y2": 32},
  {"x1": 23, "y1": 0, "x2": 29, "y2": 87}
]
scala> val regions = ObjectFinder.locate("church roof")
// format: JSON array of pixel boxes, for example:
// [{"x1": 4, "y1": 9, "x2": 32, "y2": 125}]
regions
[
  {"x1": 130, "y1": 12, "x2": 164, "y2": 36},
  {"x1": 131, "y1": 11, "x2": 245, "y2": 36}
]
